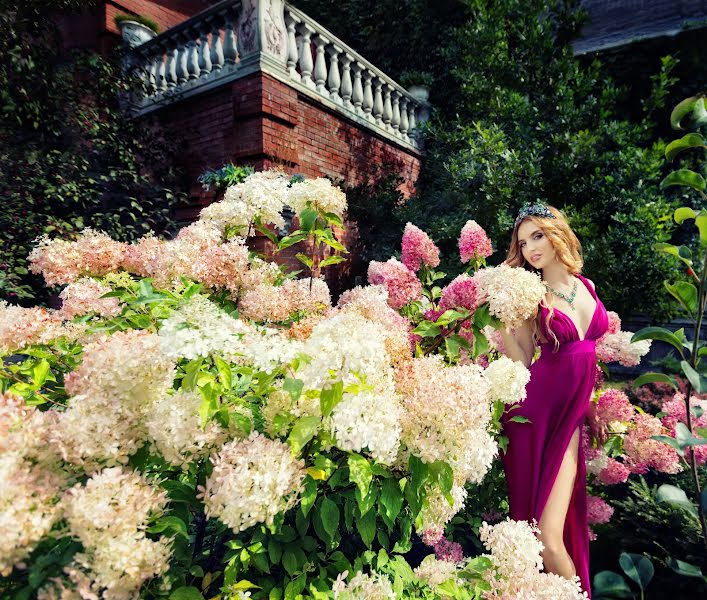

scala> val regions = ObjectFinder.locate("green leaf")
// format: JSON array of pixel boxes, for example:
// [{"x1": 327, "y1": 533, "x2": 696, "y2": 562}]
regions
[
  {"x1": 412, "y1": 321, "x2": 441, "y2": 338},
  {"x1": 283, "y1": 377, "x2": 303, "y2": 401},
  {"x1": 619, "y1": 553, "x2": 654, "y2": 591},
  {"x1": 357, "y1": 508, "x2": 376, "y2": 547},
  {"x1": 473, "y1": 302, "x2": 492, "y2": 329},
  {"x1": 632, "y1": 372, "x2": 678, "y2": 390},
  {"x1": 681, "y1": 360, "x2": 706, "y2": 394},
  {"x1": 665, "y1": 133, "x2": 706, "y2": 161},
  {"x1": 655, "y1": 243, "x2": 693, "y2": 267},
  {"x1": 320, "y1": 380, "x2": 344, "y2": 417},
  {"x1": 429, "y1": 460, "x2": 454, "y2": 504},
  {"x1": 147, "y1": 516, "x2": 189, "y2": 538},
  {"x1": 591, "y1": 571, "x2": 632, "y2": 598},
  {"x1": 31, "y1": 359, "x2": 50, "y2": 388},
  {"x1": 319, "y1": 496, "x2": 340, "y2": 542},
  {"x1": 295, "y1": 253, "x2": 314, "y2": 268},
  {"x1": 631, "y1": 326, "x2": 686, "y2": 358},
  {"x1": 667, "y1": 557, "x2": 704, "y2": 578},
  {"x1": 665, "y1": 281, "x2": 698, "y2": 316},
  {"x1": 674, "y1": 422, "x2": 707, "y2": 449},
  {"x1": 380, "y1": 478, "x2": 404, "y2": 524},
  {"x1": 319, "y1": 255, "x2": 347, "y2": 268},
  {"x1": 287, "y1": 416, "x2": 320, "y2": 455},
  {"x1": 695, "y1": 210, "x2": 707, "y2": 246},
  {"x1": 299, "y1": 207, "x2": 318, "y2": 231},
  {"x1": 348, "y1": 453, "x2": 373, "y2": 499},
  {"x1": 660, "y1": 169, "x2": 706, "y2": 192},
  {"x1": 509, "y1": 415, "x2": 530, "y2": 423},
  {"x1": 656, "y1": 483, "x2": 698, "y2": 518},
  {"x1": 169, "y1": 587, "x2": 205, "y2": 600},
  {"x1": 277, "y1": 231, "x2": 308, "y2": 250},
  {"x1": 435, "y1": 309, "x2": 468, "y2": 326},
  {"x1": 284, "y1": 574, "x2": 307, "y2": 600},
  {"x1": 671, "y1": 96, "x2": 699, "y2": 129}
]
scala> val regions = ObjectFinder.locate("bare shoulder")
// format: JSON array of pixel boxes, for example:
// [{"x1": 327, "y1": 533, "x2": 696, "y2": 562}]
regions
[{"x1": 582, "y1": 276, "x2": 596, "y2": 290}]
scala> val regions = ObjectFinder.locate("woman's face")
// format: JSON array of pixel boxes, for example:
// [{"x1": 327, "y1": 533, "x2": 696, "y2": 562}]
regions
[{"x1": 517, "y1": 219, "x2": 556, "y2": 270}]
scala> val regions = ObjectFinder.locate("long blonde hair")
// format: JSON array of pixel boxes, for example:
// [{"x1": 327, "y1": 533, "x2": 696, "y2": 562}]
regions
[{"x1": 505, "y1": 205, "x2": 584, "y2": 348}]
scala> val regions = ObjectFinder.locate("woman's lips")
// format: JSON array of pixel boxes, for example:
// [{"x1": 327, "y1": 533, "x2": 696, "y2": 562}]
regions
[{"x1": 530, "y1": 254, "x2": 541, "y2": 262}]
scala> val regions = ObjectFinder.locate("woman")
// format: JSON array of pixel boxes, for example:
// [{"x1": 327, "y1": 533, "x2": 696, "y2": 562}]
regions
[{"x1": 499, "y1": 202, "x2": 608, "y2": 597}]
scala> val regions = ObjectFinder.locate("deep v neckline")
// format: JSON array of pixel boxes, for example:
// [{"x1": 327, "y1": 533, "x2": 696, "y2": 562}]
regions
[{"x1": 548, "y1": 277, "x2": 598, "y2": 342}]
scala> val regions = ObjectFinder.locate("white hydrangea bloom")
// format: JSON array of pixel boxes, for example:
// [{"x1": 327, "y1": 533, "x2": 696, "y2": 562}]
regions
[
  {"x1": 414, "y1": 555, "x2": 462, "y2": 588},
  {"x1": 159, "y1": 295, "x2": 250, "y2": 360},
  {"x1": 332, "y1": 571, "x2": 395, "y2": 600},
  {"x1": 479, "y1": 518, "x2": 544, "y2": 576},
  {"x1": 483, "y1": 355, "x2": 530, "y2": 405},
  {"x1": 144, "y1": 391, "x2": 233, "y2": 468},
  {"x1": 200, "y1": 170, "x2": 291, "y2": 232},
  {"x1": 417, "y1": 484, "x2": 467, "y2": 533},
  {"x1": 236, "y1": 327, "x2": 304, "y2": 374},
  {"x1": 328, "y1": 387, "x2": 402, "y2": 464},
  {"x1": 473, "y1": 264, "x2": 545, "y2": 329},
  {"x1": 200, "y1": 433, "x2": 305, "y2": 533},
  {"x1": 287, "y1": 177, "x2": 348, "y2": 217}
]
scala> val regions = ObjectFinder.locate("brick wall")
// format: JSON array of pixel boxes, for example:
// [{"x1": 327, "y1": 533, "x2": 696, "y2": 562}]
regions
[{"x1": 151, "y1": 71, "x2": 421, "y2": 297}]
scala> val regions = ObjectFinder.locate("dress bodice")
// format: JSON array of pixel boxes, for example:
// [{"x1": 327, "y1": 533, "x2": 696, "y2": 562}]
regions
[{"x1": 537, "y1": 275, "x2": 608, "y2": 345}]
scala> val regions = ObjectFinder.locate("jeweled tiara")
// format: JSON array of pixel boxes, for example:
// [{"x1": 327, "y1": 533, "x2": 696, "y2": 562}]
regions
[{"x1": 514, "y1": 202, "x2": 556, "y2": 227}]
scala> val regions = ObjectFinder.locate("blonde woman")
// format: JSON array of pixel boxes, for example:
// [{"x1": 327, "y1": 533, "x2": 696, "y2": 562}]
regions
[{"x1": 499, "y1": 203, "x2": 608, "y2": 598}]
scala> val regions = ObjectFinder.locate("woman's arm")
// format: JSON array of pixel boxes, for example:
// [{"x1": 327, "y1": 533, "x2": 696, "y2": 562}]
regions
[{"x1": 498, "y1": 318, "x2": 535, "y2": 368}]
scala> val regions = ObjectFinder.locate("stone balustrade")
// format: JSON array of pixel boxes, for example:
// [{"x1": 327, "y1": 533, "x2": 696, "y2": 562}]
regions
[{"x1": 126, "y1": 0, "x2": 428, "y2": 151}]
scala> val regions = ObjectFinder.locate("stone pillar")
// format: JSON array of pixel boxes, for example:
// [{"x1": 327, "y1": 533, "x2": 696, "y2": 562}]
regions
[{"x1": 237, "y1": 0, "x2": 288, "y2": 72}]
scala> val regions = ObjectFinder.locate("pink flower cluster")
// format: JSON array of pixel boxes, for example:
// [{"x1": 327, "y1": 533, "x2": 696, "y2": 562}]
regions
[
  {"x1": 586, "y1": 495, "x2": 614, "y2": 525},
  {"x1": 623, "y1": 413, "x2": 682, "y2": 475},
  {"x1": 606, "y1": 311, "x2": 621, "y2": 334},
  {"x1": 401, "y1": 223, "x2": 440, "y2": 272},
  {"x1": 596, "y1": 330, "x2": 651, "y2": 367},
  {"x1": 367, "y1": 258, "x2": 422, "y2": 309},
  {"x1": 458, "y1": 220, "x2": 493, "y2": 263},
  {"x1": 58, "y1": 278, "x2": 122, "y2": 320},
  {"x1": 432, "y1": 536, "x2": 465, "y2": 563},
  {"x1": 0, "y1": 302, "x2": 65, "y2": 354},
  {"x1": 29, "y1": 229, "x2": 126, "y2": 287},
  {"x1": 595, "y1": 389, "x2": 634, "y2": 426},
  {"x1": 439, "y1": 274, "x2": 478, "y2": 312},
  {"x1": 661, "y1": 392, "x2": 707, "y2": 466}
]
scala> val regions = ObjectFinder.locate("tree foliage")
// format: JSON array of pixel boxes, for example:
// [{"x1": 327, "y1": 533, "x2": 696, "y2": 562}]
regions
[{"x1": 0, "y1": 1, "x2": 186, "y2": 304}]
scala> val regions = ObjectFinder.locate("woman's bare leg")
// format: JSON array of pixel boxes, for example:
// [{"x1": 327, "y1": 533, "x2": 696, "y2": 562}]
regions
[{"x1": 537, "y1": 427, "x2": 580, "y2": 579}]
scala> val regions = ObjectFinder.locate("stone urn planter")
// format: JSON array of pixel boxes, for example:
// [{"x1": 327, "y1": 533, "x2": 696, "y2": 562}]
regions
[
  {"x1": 407, "y1": 84, "x2": 430, "y2": 104},
  {"x1": 118, "y1": 20, "x2": 157, "y2": 48}
]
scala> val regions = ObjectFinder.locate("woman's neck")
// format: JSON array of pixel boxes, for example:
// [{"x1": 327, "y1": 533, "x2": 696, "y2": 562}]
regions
[{"x1": 541, "y1": 262, "x2": 574, "y2": 287}]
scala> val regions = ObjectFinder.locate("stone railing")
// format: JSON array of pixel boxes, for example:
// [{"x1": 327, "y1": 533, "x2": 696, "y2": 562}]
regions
[{"x1": 126, "y1": 0, "x2": 428, "y2": 151}]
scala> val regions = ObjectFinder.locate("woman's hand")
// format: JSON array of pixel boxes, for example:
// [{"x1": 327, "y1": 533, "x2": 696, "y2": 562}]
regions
[{"x1": 586, "y1": 401, "x2": 607, "y2": 447}]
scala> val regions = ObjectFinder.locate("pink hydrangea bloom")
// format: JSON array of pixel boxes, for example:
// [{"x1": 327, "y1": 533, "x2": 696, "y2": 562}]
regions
[
  {"x1": 596, "y1": 458, "x2": 630, "y2": 485},
  {"x1": 420, "y1": 527, "x2": 444, "y2": 546},
  {"x1": 586, "y1": 495, "x2": 614, "y2": 525},
  {"x1": 606, "y1": 311, "x2": 621, "y2": 334},
  {"x1": 624, "y1": 413, "x2": 682, "y2": 474},
  {"x1": 439, "y1": 274, "x2": 478, "y2": 312},
  {"x1": 401, "y1": 223, "x2": 440, "y2": 272},
  {"x1": 367, "y1": 258, "x2": 422, "y2": 309},
  {"x1": 661, "y1": 392, "x2": 707, "y2": 466},
  {"x1": 596, "y1": 389, "x2": 634, "y2": 426},
  {"x1": 459, "y1": 220, "x2": 493, "y2": 263}
]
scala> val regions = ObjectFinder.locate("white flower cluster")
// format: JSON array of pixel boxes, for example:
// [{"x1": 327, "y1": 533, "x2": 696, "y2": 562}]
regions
[
  {"x1": 299, "y1": 312, "x2": 392, "y2": 389},
  {"x1": 200, "y1": 433, "x2": 305, "y2": 533},
  {"x1": 287, "y1": 177, "x2": 348, "y2": 217},
  {"x1": 414, "y1": 555, "x2": 462, "y2": 588},
  {"x1": 483, "y1": 355, "x2": 530, "y2": 405},
  {"x1": 238, "y1": 277, "x2": 332, "y2": 323},
  {"x1": 201, "y1": 169, "x2": 291, "y2": 232},
  {"x1": 58, "y1": 277, "x2": 122, "y2": 320},
  {"x1": 144, "y1": 390, "x2": 233, "y2": 468},
  {"x1": 328, "y1": 386, "x2": 402, "y2": 464},
  {"x1": 417, "y1": 484, "x2": 467, "y2": 534},
  {"x1": 332, "y1": 570, "x2": 395, "y2": 600},
  {"x1": 474, "y1": 264, "x2": 546, "y2": 329},
  {"x1": 397, "y1": 356, "x2": 497, "y2": 485},
  {"x1": 62, "y1": 467, "x2": 172, "y2": 598},
  {"x1": 237, "y1": 327, "x2": 304, "y2": 374},
  {"x1": 479, "y1": 519, "x2": 589, "y2": 599},
  {"x1": 158, "y1": 295, "x2": 251, "y2": 360}
]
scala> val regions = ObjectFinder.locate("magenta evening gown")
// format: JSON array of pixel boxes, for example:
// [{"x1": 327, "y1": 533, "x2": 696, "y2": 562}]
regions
[{"x1": 500, "y1": 275, "x2": 608, "y2": 597}]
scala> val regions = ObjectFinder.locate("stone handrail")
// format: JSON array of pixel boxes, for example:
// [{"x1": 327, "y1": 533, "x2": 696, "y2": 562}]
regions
[{"x1": 125, "y1": 0, "x2": 428, "y2": 151}]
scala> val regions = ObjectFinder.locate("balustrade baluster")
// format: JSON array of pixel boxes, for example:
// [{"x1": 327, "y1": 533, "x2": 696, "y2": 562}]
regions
[
  {"x1": 340, "y1": 54, "x2": 353, "y2": 110},
  {"x1": 156, "y1": 51, "x2": 167, "y2": 92},
  {"x1": 187, "y1": 36, "x2": 200, "y2": 79},
  {"x1": 210, "y1": 20, "x2": 225, "y2": 70},
  {"x1": 223, "y1": 15, "x2": 238, "y2": 64},
  {"x1": 399, "y1": 97, "x2": 409, "y2": 139},
  {"x1": 313, "y1": 34, "x2": 329, "y2": 96},
  {"x1": 408, "y1": 103, "x2": 417, "y2": 136},
  {"x1": 362, "y1": 69, "x2": 373, "y2": 120},
  {"x1": 166, "y1": 47, "x2": 178, "y2": 87},
  {"x1": 382, "y1": 84, "x2": 392, "y2": 130},
  {"x1": 175, "y1": 38, "x2": 189, "y2": 84},
  {"x1": 298, "y1": 24, "x2": 316, "y2": 89},
  {"x1": 285, "y1": 13, "x2": 299, "y2": 80},
  {"x1": 327, "y1": 44, "x2": 342, "y2": 105},
  {"x1": 391, "y1": 90, "x2": 401, "y2": 134},
  {"x1": 198, "y1": 26, "x2": 212, "y2": 76},
  {"x1": 372, "y1": 77, "x2": 384, "y2": 125}
]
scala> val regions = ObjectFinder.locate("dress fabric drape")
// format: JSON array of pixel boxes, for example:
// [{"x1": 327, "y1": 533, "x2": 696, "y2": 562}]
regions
[{"x1": 501, "y1": 274, "x2": 609, "y2": 597}]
